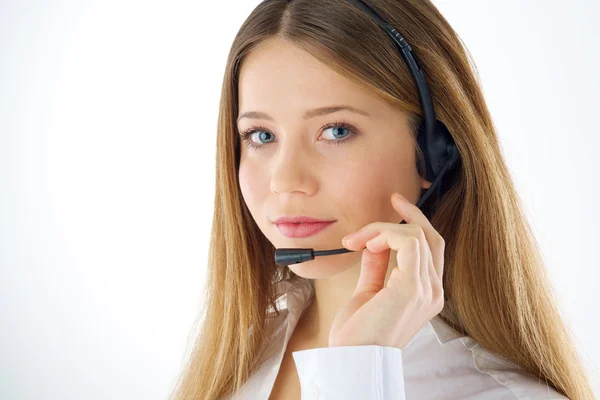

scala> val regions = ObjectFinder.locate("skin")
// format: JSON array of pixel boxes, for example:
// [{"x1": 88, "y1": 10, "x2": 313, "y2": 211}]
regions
[{"x1": 237, "y1": 36, "x2": 436, "y2": 348}]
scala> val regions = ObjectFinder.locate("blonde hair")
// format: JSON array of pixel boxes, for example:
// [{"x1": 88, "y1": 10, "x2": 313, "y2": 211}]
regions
[{"x1": 169, "y1": 0, "x2": 595, "y2": 398}]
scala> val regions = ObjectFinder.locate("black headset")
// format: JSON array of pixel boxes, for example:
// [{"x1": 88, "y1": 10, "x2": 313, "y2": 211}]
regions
[{"x1": 251, "y1": 0, "x2": 461, "y2": 266}]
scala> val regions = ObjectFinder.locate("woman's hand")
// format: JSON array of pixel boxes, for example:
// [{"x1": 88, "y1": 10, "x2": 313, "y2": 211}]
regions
[{"x1": 328, "y1": 192, "x2": 446, "y2": 350}]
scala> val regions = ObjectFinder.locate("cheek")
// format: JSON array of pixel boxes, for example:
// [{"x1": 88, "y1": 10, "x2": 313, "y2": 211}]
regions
[
  {"x1": 238, "y1": 162, "x2": 263, "y2": 214},
  {"x1": 330, "y1": 148, "x2": 416, "y2": 224},
  {"x1": 334, "y1": 163, "x2": 391, "y2": 220}
]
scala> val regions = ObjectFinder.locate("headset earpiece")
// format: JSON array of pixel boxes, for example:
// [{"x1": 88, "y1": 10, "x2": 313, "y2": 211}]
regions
[{"x1": 416, "y1": 119, "x2": 459, "y2": 183}]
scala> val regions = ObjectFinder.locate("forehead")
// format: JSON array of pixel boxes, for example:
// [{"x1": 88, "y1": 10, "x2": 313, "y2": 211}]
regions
[{"x1": 237, "y1": 37, "x2": 382, "y2": 118}]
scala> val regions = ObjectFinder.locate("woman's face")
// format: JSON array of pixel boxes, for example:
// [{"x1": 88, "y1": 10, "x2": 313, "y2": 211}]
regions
[{"x1": 237, "y1": 37, "x2": 431, "y2": 279}]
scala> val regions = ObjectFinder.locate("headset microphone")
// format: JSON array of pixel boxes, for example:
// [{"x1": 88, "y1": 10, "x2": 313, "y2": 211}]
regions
[{"x1": 267, "y1": 0, "x2": 461, "y2": 266}]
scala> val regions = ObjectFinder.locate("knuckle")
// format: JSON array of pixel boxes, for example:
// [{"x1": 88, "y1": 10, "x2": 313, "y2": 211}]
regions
[
  {"x1": 407, "y1": 224, "x2": 424, "y2": 237},
  {"x1": 432, "y1": 278, "x2": 443, "y2": 294},
  {"x1": 433, "y1": 285, "x2": 445, "y2": 309},
  {"x1": 415, "y1": 225, "x2": 426, "y2": 239},
  {"x1": 432, "y1": 284, "x2": 444, "y2": 303},
  {"x1": 406, "y1": 236, "x2": 420, "y2": 251},
  {"x1": 377, "y1": 221, "x2": 390, "y2": 231},
  {"x1": 436, "y1": 234, "x2": 445, "y2": 247},
  {"x1": 435, "y1": 294, "x2": 445, "y2": 313},
  {"x1": 413, "y1": 283, "x2": 425, "y2": 299}
]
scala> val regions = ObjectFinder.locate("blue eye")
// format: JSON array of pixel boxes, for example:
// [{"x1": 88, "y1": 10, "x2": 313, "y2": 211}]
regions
[
  {"x1": 322, "y1": 125, "x2": 351, "y2": 141},
  {"x1": 238, "y1": 129, "x2": 275, "y2": 150},
  {"x1": 239, "y1": 121, "x2": 359, "y2": 150}
]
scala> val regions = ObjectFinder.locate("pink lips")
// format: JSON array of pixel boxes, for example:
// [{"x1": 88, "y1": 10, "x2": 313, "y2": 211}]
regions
[
  {"x1": 275, "y1": 221, "x2": 336, "y2": 238},
  {"x1": 273, "y1": 216, "x2": 336, "y2": 238}
]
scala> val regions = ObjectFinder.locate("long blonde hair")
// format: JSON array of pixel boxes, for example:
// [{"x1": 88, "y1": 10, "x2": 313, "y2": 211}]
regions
[{"x1": 168, "y1": 0, "x2": 595, "y2": 398}]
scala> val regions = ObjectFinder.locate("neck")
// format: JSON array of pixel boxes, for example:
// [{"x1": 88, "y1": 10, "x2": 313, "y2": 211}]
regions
[{"x1": 293, "y1": 250, "x2": 397, "y2": 347}]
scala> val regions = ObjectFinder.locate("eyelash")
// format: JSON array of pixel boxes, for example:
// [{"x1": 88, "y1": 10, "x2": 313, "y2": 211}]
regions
[{"x1": 238, "y1": 121, "x2": 358, "y2": 150}]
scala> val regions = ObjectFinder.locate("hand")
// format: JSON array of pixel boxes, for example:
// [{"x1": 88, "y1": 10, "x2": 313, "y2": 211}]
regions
[{"x1": 328, "y1": 192, "x2": 445, "y2": 350}]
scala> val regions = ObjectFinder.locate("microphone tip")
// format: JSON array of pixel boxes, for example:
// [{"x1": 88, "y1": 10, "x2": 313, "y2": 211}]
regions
[{"x1": 274, "y1": 248, "x2": 315, "y2": 266}]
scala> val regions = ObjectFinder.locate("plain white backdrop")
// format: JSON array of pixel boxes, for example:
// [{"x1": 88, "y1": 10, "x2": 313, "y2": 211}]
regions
[{"x1": 1, "y1": 0, "x2": 598, "y2": 398}]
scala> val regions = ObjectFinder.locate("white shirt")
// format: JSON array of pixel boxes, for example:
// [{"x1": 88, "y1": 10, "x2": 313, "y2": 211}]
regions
[{"x1": 228, "y1": 274, "x2": 568, "y2": 399}]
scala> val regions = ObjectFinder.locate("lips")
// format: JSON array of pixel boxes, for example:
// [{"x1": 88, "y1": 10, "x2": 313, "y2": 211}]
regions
[
  {"x1": 273, "y1": 216, "x2": 334, "y2": 224},
  {"x1": 275, "y1": 221, "x2": 336, "y2": 238}
]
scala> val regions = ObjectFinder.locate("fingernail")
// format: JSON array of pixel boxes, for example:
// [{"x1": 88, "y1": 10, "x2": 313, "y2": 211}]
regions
[
  {"x1": 342, "y1": 232, "x2": 357, "y2": 243},
  {"x1": 393, "y1": 193, "x2": 406, "y2": 202}
]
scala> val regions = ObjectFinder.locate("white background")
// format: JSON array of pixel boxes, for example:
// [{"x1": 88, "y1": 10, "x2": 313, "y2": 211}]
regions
[{"x1": 1, "y1": 0, "x2": 598, "y2": 398}]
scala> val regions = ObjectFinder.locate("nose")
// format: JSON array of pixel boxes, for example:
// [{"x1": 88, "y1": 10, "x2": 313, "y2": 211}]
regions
[{"x1": 269, "y1": 140, "x2": 318, "y2": 196}]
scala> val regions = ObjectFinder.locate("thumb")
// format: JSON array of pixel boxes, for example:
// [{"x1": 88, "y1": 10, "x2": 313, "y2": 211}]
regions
[{"x1": 353, "y1": 246, "x2": 391, "y2": 297}]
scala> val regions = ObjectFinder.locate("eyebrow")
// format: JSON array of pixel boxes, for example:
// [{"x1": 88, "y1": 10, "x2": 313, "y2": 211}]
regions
[{"x1": 237, "y1": 105, "x2": 370, "y2": 123}]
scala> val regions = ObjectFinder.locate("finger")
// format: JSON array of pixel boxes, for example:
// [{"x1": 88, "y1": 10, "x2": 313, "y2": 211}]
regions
[
  {"x1": 354, "y1": 247, "x2": 391, "y2": 296},
  {"x1": 342, "y1": 222, "x2": 387, "y2": 250},
  {"x1": 387, "y1": 235, "x2": 420, "y2": 289},
  {"x1": 391, "y1": 193, "x2": 445, "y2": 280},
  {"x1": 362, "y1": 228, "x2": 426, "y2": 289},
  {"x1": 419, "y1": 233, "x2": 431, "y2": 296},
  {"x1": 428, "y1": 252, "x2": 443, "y2": 307},
  {"x1": 364, "y1": 230, "x2": 400, "y2": 253},
  {"x1": 383, "y1": 227, "x2": 431, "y2": 294}
]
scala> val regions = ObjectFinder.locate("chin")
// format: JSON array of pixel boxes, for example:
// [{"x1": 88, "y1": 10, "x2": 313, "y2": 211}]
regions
[{"x1": 287, "y1": 251, "x2": 360, "y2": 280}]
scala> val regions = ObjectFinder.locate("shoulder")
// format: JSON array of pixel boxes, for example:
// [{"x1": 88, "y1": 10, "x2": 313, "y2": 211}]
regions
[{"x1": 402, "y1": 316, "x2": 569, "y2": 399}]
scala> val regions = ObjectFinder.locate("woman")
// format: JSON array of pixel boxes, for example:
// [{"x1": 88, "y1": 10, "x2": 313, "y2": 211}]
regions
[{"x1": 169, "y1": 0, "x2": 595, "y2": 399}]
